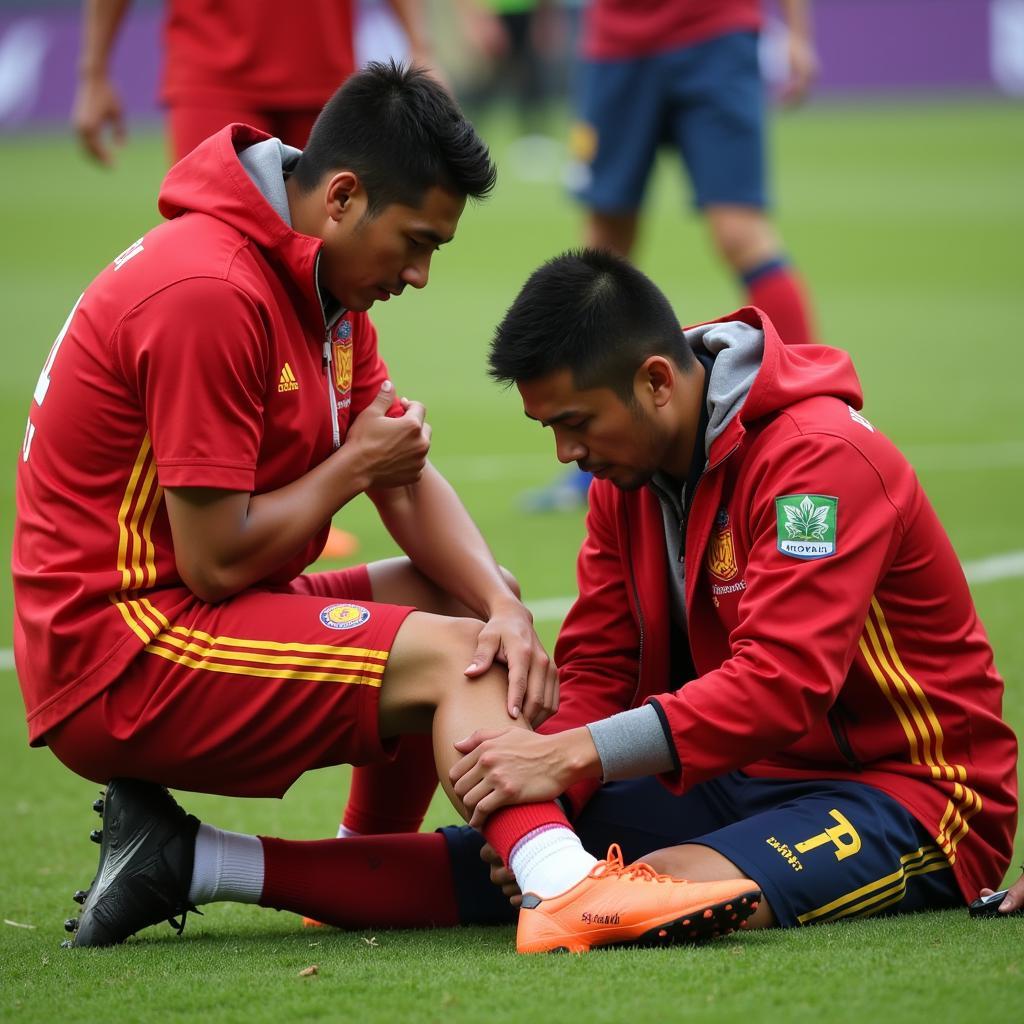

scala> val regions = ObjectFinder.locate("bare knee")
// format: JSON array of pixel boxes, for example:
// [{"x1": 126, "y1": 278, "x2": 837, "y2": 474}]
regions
[
  {"x1": 379, "y1": 612, "x2": 507, "y2": 734},
  {"x1": 499, "y1": 565, "x2": 521, "y2": 601},
  {"x1": 641, "y1": 843, "x2": 777, "y2": 929}
]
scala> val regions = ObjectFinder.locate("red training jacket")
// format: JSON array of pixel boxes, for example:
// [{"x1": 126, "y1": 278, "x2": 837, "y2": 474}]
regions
[{"x1": 543, "y1": 307, "x2": 1017, "y2": 901}]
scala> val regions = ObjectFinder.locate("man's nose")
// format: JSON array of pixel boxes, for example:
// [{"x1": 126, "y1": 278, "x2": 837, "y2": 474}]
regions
[
  {"x1": 401, "y1": 254, "x2": 431, "y2": 290},
  {"x1": 555, "y1": 434, "x2": 586, "y2": 465}
]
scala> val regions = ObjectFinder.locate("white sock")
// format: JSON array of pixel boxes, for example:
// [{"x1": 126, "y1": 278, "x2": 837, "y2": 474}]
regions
[
  {"x1": 509, "y1": 826, "x2": 598, "y2": 899},
  {"x1": 336, "y1": 823, "x2": 362, "y2": 839},
  {"x1": 187, "y1": 823, "x2": 264, "y2": 905}
]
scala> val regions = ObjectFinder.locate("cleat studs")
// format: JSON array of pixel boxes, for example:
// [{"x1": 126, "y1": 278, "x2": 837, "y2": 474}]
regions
[
  {"x1": 64, "y1": 918, "x2": 79, "y2": 933},
  {"x1": 89, "y1": 829, "x2": 102, "y2": 844},
  {"x1": 703, "y1": 909, "x2": 714, "y2": 919},
  {"x1": 73, "y1": 889, "x2": 88, "y2": 905},
  {"x1": 93, "y1": 798, "x2": 105, "y2": 815},
  {"x1": 658, "y1": 929, "x2": 668, "y2": 938},
  {"x1": 750, "y1": 901, "x2": 759, "y2": 911}
]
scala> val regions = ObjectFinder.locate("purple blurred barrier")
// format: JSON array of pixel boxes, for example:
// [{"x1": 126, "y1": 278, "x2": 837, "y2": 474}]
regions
[
  {"x1": 0, "y1": 6, "x2": 160, "y2": 128},
  {"x1": 1, "y1": 0, "x2": 1020, "y2": 132}
]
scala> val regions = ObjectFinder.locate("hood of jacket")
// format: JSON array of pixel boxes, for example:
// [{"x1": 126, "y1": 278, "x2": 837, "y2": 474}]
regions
[
  {"x1": 686, "y1": 306, "x2": 863, "y2": 461},
  {"x1": 157, "y1": 124, "x2": 325, "y2": 324}
]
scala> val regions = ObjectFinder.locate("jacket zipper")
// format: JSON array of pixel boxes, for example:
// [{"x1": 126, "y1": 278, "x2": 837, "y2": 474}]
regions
[
  {"x1": 313, "y1": 252, "x2": 341, "y2": 450},
  {"x1": 623, "y1": 501, "x2": 645, "y2": 706},
  {"x1": 678, "y1": 441, "x2": 737, "y2": 603}
]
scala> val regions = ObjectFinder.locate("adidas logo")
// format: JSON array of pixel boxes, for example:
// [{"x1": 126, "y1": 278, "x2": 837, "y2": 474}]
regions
[{"x1": 278, "y1": 362, "x2": 299, "y2": 393}]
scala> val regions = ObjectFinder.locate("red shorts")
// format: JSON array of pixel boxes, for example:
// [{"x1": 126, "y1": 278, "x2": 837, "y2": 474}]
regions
[
  {"x1": 46, "y1": 568, "x2": 414, "y2": 798},
  {"x1": 167, "y1": 104, "x2": 321, "y2": 161}
]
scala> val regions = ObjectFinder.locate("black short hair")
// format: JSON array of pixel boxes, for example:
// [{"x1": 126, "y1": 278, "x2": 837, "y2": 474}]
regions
[
  {"x1": 489, "y1": 249, "x2": 694, "y2": 399},
  {"x1": 293, "y1": 61, "x2": 496, "y2": 213}
]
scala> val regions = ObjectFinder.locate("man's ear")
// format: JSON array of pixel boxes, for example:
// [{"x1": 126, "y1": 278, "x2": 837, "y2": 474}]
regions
[
  {"x1": 324, "y1": 170, "x2": 361, "y2": 223},
  {"x1": 637, "y1": 355, "x2": 676, "y2": 409}
]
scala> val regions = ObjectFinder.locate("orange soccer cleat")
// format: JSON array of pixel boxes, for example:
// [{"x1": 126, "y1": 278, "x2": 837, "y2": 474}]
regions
[{"x1": 516, "y1": 844, "x2": 761, "y2": 954}]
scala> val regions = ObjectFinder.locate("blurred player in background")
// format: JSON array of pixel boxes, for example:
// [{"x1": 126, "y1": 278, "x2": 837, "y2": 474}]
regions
[
  {"x1": 525, "y1": 0, "x2": 819, "y2": 510},
  {"x1": 72, "y1": 0, "x2": 437, "y2": 164}
]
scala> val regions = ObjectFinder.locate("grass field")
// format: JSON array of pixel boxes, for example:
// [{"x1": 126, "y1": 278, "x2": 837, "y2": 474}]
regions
[{"x1": 1, "y1": 99, "x2": 1022, "y2": 1022}]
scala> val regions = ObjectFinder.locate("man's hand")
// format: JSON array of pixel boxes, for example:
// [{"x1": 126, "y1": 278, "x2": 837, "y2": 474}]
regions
[
  {"x1": 450, "y1": 727, "x2": 600, "y2": 828},
  {"x1": 480, "y1": 843, "x2": 523, "y2": 907},
  {"x1": 347, "y1": 381, "x2": 431, "y2": 489},
  {"x1": 979, "y1": 870, "x2": 1024, "y2": 914},
  {"x1": 779, "y1": 31, "x2": 819, "y2": 106},
  {"x1": 72, "y1": 73, "x2": 125, "y2": 165},
  {"x1": 464, "y1": 599, "x2": 557, "y2": 726}
]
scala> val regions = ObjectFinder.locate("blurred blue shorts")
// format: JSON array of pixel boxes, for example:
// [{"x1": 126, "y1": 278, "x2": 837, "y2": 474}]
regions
[{"x1": 569, "y1": 31, "x2": 768, "y2": 212}]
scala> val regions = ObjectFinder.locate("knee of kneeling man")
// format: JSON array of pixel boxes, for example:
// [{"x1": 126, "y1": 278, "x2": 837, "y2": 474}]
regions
[{"x1": 498, "y1": 565, "x2": 521, "y2": 600}]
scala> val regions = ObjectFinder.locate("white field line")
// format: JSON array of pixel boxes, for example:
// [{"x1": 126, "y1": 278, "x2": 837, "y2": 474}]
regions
[
  {"x1": 0, "y1": 551, "x2": 1020, "y2": 669},
  {"x1": 902, "y1": 440, "x2": 1024, "y2": 472}
]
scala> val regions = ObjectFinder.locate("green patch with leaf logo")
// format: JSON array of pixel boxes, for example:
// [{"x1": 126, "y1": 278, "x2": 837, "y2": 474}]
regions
[{"x1": 775, "y1": 494, "x2": 838, "y2": 560}]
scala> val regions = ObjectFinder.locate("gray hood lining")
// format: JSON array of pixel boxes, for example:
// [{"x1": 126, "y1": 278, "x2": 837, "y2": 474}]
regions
[
  {"x1": 237, "y1": 138, "x2": 303, "y2": 228},
  {"x1": 684, "y1": 320, "x2": 764, "y2": 456}
]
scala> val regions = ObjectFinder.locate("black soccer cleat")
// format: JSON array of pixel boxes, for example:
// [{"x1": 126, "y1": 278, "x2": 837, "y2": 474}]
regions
[{"x1": 65, "y1": 778, "x2": 201, "y2": 948}]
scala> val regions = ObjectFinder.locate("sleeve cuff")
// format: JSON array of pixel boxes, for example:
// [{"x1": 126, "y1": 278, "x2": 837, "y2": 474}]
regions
[{"x1": 585, "y1": 704, "x2": 677, "y2": 782}]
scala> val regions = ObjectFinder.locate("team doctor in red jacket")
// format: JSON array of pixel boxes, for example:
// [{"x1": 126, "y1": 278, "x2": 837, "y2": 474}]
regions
[{"x1": 450, "y1": 249, "x2": 1017, "y2": 929}]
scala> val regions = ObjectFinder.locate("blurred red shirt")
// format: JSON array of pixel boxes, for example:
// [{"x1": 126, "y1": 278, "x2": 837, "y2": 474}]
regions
[
  {"x1": 162, "y1": 0, "x2": 355, "y2": 107},
  {"x1": 582, "y1": 0, "x2": 762, "y2": 60}
]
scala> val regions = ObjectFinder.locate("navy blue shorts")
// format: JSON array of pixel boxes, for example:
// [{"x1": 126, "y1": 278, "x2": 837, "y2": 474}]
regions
[
  {"x1": 568, "y1": 31, "x2": 767, "y2": 213},
  {"x1": 441, "y1": 773, "x2": 962, "y2": 927}
]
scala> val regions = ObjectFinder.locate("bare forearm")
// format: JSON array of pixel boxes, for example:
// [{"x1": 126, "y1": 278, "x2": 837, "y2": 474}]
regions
[
  {"x1": 167, "y1": 446, "x2": 371, "y2": 602},
  {"x1": 371, "y1": 463, "x2": 515, "y2": 618},
  {"x1": 778, "y1": 0, "x2": 812, "y2": 41},
  {"x1": 78, "y1": 0, "x2": 133, "y2": 78},
  {"x1": 384, "y1": 0, "x2": 432, "y2": 59}
]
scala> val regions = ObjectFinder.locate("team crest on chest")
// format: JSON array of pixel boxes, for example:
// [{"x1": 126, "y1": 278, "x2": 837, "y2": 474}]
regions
[
  {"x1": 319, "y1": 603, "x2": 371, "y2": 630},
  {"x1": 333, "y1": 319, "x2": 353, "y2": 395},
  {"x1": 706, "y1": 507, "x2": 738, "y2": 581}
]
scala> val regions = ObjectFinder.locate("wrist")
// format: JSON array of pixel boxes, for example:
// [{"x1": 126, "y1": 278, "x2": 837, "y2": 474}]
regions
[
  {"x1": 485, "y1": 591, "x2": 528, "y2": 618},
  {"x1": 77, "y1": 61, "x2": 109, "y2": 80},
  {"x1": 334, "y1": 441, "x2": 373, "y2": 496},
  {"x1": 561, "y1": 727, "x2": 603, "y2": 785}
]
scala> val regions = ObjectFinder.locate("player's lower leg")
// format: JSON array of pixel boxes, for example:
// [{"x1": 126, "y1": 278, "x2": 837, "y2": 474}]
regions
[
  {"x1": 704, "y1": 203, "x2": 816, "y2": 345},
  {"x1": 741, "y1": 258, "x2": 815, "y2": 345}
]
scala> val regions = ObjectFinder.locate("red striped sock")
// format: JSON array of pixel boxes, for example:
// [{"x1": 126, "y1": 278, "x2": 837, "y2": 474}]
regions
[
  {"x1": 481, "y1": 803, "x2": 572, "y2": 866},
  {"x1": 744, "y1": 261, "x2": 816, "y2": 344},
  {"x1": 259, "y1": 832, "x2": 459, "y2": 928}
]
